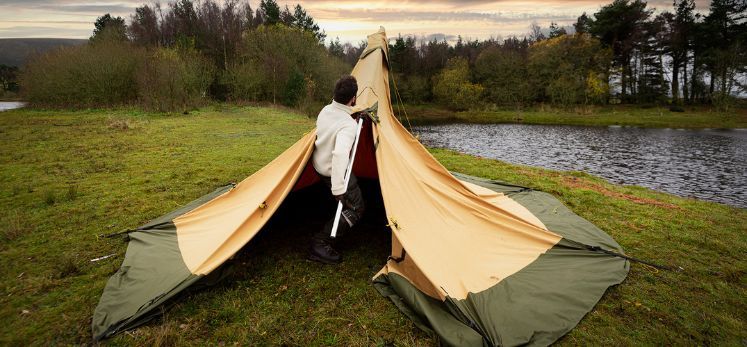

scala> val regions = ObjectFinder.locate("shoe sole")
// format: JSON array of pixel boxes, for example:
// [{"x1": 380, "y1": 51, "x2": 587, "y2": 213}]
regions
[{"x1": 307, "y1": 252, "x2": 341, "y2": 265}]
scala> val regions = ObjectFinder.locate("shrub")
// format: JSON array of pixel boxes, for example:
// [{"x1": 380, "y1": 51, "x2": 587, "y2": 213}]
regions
[
  {"x1": 432, "y1": 57, "x2": 484, "y2": 111},
  {"x1": 528, "y1": 34, "x2": 611, "y2": 105},
  {"x1": 136, "y1": 47, "x2": 214, "y2": 112},
  {"x1": 475, "y1": 48, "x2": 532, "y2": 106},
  {"x1": 283, "y1": 69, "x2": 306, "y2": 106},
  {"x1": 21, "y1": 40, "x2": 144, "y2": 108},
  {"x1": 392, "y1": 74, "x2": 430, "y2": 103},
  {"x1": 225, "y1": 25, "x2": 348, "y2": 106}
]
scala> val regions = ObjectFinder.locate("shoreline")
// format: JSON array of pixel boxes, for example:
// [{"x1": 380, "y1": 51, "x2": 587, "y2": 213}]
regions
[{"x1": 398, "y1": 104, "x2": 747, "y2": 129}]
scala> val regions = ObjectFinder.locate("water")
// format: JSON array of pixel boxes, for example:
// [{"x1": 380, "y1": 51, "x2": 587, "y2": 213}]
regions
[
  {"x1": 414, "y1": 123, "x2": 747, "y2": 208},
  {"x1": 0, "y1": 101, "x2": 26, "y2": 111}
]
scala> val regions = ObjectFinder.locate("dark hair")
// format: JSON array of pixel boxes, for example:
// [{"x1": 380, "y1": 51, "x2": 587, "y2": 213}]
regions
[{"x1": 333, "y1": 75, "x2": 358, "y2": 104}]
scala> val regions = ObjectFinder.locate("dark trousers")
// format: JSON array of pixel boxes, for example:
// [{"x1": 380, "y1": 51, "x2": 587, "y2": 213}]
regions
[{"x1": 313, "y1": 174, "x2": 365, "y2": 242}]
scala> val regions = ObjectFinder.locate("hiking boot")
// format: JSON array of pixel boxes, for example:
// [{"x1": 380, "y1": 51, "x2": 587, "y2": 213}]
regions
[{"x1": 308, "y1": 239, "x2": 342, "y2": 264}]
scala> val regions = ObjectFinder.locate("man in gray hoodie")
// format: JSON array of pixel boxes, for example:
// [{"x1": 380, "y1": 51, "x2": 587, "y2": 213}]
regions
[{"x1": 308, "y1": 75, "x2": 366, "y2": 264}]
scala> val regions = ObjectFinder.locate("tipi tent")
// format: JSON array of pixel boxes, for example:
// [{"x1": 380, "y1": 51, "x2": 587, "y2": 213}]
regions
[{"x1": 93, "y1": 28, "x2": 629, "y2": 346}]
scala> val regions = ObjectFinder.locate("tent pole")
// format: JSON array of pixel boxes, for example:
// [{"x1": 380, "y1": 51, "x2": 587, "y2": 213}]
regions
[{"x1": 330, "y1": 117, "x2": 364, "y2": 238}]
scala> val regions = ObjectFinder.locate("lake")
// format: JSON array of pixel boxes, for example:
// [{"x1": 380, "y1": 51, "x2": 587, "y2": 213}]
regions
[
  {"x1": 414, "y1": 123, "x2": 747, "y2": 208},
  {"x1": 0, "y1": 101, "x2": 26, "y2": 111}
]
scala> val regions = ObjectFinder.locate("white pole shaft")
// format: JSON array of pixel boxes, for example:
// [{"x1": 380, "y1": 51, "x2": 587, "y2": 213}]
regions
[{"x1": 331, "y1": 117, "x2": 364, "y2": 238}]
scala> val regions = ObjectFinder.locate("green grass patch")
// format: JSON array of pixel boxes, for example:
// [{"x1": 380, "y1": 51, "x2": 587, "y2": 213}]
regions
[
  {"x1": 400, "y1": 104, "x2": 747, "y2": 129},
  {"x1": 0, "y1": 105, "x2": 744, "y2": 345}
]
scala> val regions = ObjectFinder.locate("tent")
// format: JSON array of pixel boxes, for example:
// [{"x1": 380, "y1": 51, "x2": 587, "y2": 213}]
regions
[{"x1": 92, "y1": 28, "x2": 629, "y2": 346}]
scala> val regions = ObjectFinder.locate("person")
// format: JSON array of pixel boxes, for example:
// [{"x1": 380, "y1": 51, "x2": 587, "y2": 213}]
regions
[{"x1": 308, "y1": 75, "x2": 366, "y2": 264}]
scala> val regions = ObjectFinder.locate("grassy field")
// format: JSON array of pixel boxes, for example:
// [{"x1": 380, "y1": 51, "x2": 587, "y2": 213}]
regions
[
  {"x1": 399, "y1": 104, "x2": 747, "y2": 128},
  {"x1": 0, "y1": 105, "x2": 745, "y2": 345}
]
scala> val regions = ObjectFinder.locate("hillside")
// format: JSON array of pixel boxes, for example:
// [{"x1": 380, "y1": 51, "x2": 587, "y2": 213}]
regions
[{"x1": 0, "y1": 38, "x2": 87, "y2": 67}]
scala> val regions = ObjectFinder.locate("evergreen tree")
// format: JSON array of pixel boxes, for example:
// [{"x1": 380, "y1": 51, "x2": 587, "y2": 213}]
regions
[
  {"x1": 328, "y1": 37, "x2": 344, "y2": 58},
  {"x1": 259, "y1": 0, "x2": 281, "y2": 25},
  {"x1": 292, "y1": 4, "x2": 326, "y2": 42},
  {"x1": 589, "y1": 0, "x2": 651, "y2": 100},
  {"x1": 90, "y1": 14, "x2": 128, "y2": 43},
  {"x1": 661, "y1": 0, "x2": 696, "y2": 105},
  {"x1": 701, "y1": 0, "x2": 747, "y2": 100},
  {"x1": 549, "y1": 22, "x2": 568, "y2": 38},
  {"x1": 574, "y1": 13, "x2": 592, "y2": 34}
]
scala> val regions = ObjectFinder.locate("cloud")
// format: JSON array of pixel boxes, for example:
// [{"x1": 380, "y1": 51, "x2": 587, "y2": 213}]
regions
[
  {"x1": 2, "y1": 20, "x2": 91, "y2": 24},
  {"x1": 318, "y1": 8, "x2": 579, "y2": 23},
  {"x1": 423, "y1": 33, "x2": 458, "y2": 42},
  {"x1": 0, "y1": 0, "x2": 716, "y2": 40},
  {"x1": 0, "y1": 25, "x2": 92, "y2": 38}
]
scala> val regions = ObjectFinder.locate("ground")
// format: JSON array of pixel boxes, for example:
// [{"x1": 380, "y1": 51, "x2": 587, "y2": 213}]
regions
[
  {"x1": 0, "y1": 105, "x2": 745, "y2": 345},
  {"x1": 400, "y1": 104, "x2": 747, "y2": 128}
]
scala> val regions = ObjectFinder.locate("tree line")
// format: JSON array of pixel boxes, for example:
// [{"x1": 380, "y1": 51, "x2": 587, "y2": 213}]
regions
[
  {"x1": 385, "y1": 0, "x2": 746, "y2": 110},
  {"x1": 20, "y1": 0, "x2": 345, "y2": 112},
  {"x1": 17, "y1": 0, "x2": 747, "y2": 112}
]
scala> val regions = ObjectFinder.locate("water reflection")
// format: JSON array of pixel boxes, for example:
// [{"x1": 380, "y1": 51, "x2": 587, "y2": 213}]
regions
[
  {"x1": 415, "y1": 123, "x2": 747, "y2": 208},
  {"x1": 0, "y1": 101, "x2": 26, "y2": 111}
]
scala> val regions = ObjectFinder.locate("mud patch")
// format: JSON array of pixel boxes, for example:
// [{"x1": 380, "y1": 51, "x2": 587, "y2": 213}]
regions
[{"x1": 563, "y1": 177, "x2": 680, "y2": 209}]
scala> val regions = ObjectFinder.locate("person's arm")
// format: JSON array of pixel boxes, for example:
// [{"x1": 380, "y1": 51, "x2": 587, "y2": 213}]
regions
[{"x1": 330, "y1": 123, "x2": 356, "y2": 196}]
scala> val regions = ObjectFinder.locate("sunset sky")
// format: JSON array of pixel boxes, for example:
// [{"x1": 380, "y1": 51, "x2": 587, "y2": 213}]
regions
[{"x1": 0, "y1": 0, "x2": 711, "y2": 42}]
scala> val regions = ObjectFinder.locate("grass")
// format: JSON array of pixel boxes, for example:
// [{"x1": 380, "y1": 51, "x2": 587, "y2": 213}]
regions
[
  {"x1": 0, "y1": 105, "x2": 745, "y2": 345},
  {"x1": 399, "y1": 103, "x2": 747, "y2": 129}
]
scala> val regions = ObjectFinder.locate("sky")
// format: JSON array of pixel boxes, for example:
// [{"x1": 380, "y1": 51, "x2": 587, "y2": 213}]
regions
[{"x1": 0, "y1": 0, "x2": 712, "y2": 43}]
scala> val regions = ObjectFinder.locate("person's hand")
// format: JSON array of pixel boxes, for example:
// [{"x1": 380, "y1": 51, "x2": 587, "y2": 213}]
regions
[
  {"x1": 352, "y1": 111, "x2": 369, "y2": 121},
  {"x1": 334, "y1": 195, "x2": 355, "y2": 210}
]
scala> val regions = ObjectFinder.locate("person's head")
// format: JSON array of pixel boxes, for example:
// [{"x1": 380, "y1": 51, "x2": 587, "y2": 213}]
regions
[{"x1": 333, "y1": 75, "x2": 358, "y2": 106}]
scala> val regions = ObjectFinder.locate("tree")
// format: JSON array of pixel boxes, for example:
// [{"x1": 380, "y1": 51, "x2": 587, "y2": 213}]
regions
[
  {"x1": 342, "y1": 40, "x2": 367, "y2": 66},
  {"x1": 420, "y1": 38, "x2": 451, "y2": 78},
  {"x1": 90, "y1": 14, "x2": 127, "y2": 43},
  {"x1": 241, "y1": 2, "x2": 255, "y2": 30},
  {"x1": 0, "y1": 65, "x2": 19, "y2": 93},
  {"x1": 549, "y1": 22, "x2": 568, "y2": 38},
  {"x1": 475, "y1": 46, "x2": 531, "y2": 106},
  {"x1": 328, "y1": 37, "x2": 344, "y2": 58},
  {"x1": 166, "y1": 0, "x2": 199, "y2": 46},
  {"x1": 291, "y1": 4, "x2": 325, "y2": 42},
  {"x1": 129, "y1": 5, "x2": 160, "y2": 46},
  {"x1": 574, "y1": 13, "x2": 592, "y2": 34},
  {"x1": 589, "y1": 0, "x2": 652, "y2": 101},
  {"x1": 700, "y1": 0, "x2": 747, "y2": 103},
  {"x1": 136, "y1": 47, "x2": 214, "y2": 111},
  {"x1": 635, "y1": 14, "x2": 669, "y2": 103},
  {"x1": 280, "y1": 5, "x2": 295, "y2": 26},
  {"x1": 673, "y1": 0, "x2": 696, "y2": 104},
  {"x1": 226, "y1": 25, "x2": 347, "y2": 105},
  {"x1": 389, "y1": 35, "x2": 419, "y2": 75},
  {"x1": 529, "y1": 22, "x2": 545, "y2": 42},
  {"x1": 259, "y1": 0, "x2": 281, "y2": 25},
  {"x1": 528, "y1": 34, "x2": 612, "y2": 105},
  {"x1": 432, "y1": 57, "x2": 484, "y2": 110}
]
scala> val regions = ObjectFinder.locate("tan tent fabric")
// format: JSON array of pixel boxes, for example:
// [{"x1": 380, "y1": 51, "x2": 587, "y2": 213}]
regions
[
  {"x1": 359, "y1": 28, "x2": 561, "y2": 299},
  {"x1": 174, "y1": 27, "x2": 562, "y2": 298},
  {"x1": 94, "y1": 27, "x2": 629, "y2": 344},
  {"x1": 175, "y1": 132, "x2": 316, "y2": 275},
  {"x1": 458, "y1": 180, "x2": 547, "y2": 230}
]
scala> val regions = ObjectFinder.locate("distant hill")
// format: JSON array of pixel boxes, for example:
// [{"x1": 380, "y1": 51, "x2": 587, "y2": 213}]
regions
[{"x1": 0, "y1": 38, "x2": 87, "y2": 67}]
